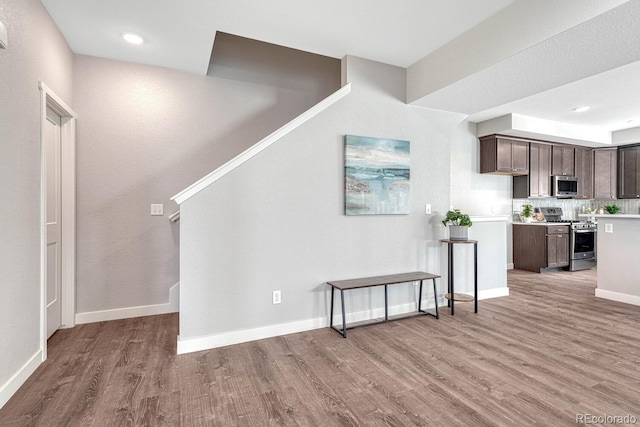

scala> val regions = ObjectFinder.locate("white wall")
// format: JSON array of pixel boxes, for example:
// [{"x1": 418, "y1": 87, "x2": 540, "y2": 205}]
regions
[
  {"x1": 72, "y1": 47, "x2": 339, "y2": 316},
  {"x1": 0, "y1": 0, "x2": 74, "y2": 408},
  {"x1": 178, "y1": 56, "x2": 491, "y2": 352},
  {"x1": 595, "y1": 216, "x2": 640, "y2": 305},
  {"x1": 449, "y1": 122, "x2": 513, "y2": 264}
]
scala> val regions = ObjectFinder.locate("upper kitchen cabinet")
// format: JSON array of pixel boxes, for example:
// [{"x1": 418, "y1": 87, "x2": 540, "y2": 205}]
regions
[
  {"x1": 574, "y1": 147, "x2": 593, "y2": 199},
  {"x1": 551, "y1": 145, "x2": 575, "y2": 176},
  {"x1": 593, "y1": 148, "x2": 617, "y2": 199},
  {"x1": 618, "y1": 144, "x2": 640, "y2": 199},
  {"x1": 513, "y1": 142, "x2": 551, "y2": 198},
  {"x1": 480, "y1": 135, "x2": 529, "y2": 175}
]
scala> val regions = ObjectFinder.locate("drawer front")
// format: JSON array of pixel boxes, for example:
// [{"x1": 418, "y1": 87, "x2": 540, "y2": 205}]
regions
[{"x1": 546, "y1": 225, "x2": 569, "y2": 235}]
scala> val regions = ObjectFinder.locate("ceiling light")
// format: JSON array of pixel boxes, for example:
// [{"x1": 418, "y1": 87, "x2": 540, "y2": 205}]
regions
[
  {"x1": 122, "y1": 32, "x2": 145, "y2": 45},
  {"x1": 572, "y1": 106, "x2": 590, "y2": 113}
]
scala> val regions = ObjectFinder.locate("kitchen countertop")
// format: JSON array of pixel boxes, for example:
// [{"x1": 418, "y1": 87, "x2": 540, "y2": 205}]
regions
[
  {"x1": 469, "y1": 215, "x2": 510, "y2": 222},
  {"x1": 579, "y1": 214, "x2": 640, "y2": 219},
  {"x1": 512, "y1": 222, "x2": 568, "y2": 226}
]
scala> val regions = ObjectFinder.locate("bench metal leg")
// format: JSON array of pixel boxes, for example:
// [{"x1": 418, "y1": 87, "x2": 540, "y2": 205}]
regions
[
  {"x1": 418, "y1": 279, "x2": 439, "y2": 318},
  {"x1": 432, "y1": 278, "x2": 439, "y2": 319},
  {"x1": 384, "y1": 285, "x2": 388, "y2": 322},
  {"x1": 329, "y1": 287, "x2": 347, "y2": 338},
  {"x1": 330, "y1": 287, "x2": 335, "y2": 329}
]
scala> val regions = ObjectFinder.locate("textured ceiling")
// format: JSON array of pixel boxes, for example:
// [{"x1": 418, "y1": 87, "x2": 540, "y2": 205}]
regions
[
  {"x1": 40, "y1": 0, "x2": 514, "y2": 75},
  {"x1": 418, "y1": 0, "x2": 640, "y2": 129},
  {"x1": 40, "y1": 0, "x2": 640, "y2": 142}
]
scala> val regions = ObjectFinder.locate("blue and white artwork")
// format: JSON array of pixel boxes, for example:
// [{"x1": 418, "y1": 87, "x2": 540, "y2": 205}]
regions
[{"x1": 344, "y1": 135, "x2": 410, "y2": 215}]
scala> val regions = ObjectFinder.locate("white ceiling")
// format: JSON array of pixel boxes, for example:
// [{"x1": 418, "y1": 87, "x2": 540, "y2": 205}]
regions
[
  {"x1": 40, "y1": 0, "x2": 514, "y2": 74},
  {"x1": 41, "y1": 0, "x2": 640, "y2": 143},
  {"x1": 468, "y1": 60, "x2": 640, "y2": 132}
]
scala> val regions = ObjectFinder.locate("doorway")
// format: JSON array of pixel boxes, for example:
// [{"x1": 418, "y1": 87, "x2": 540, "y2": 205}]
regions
[{"x1": 39, "y1": 82, "x2": 76, "y2": 359}]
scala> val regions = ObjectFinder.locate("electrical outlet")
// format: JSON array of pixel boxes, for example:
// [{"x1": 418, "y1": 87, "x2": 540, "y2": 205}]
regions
[
  {"x1": 425, "y1": 204, "x2": 432, "y2": 214},
  {"x1": 150, "y1": 204, "x2": 164, "y2": 216},
  {"x1": 605, "y1": 223, "x2": 613, "y2": 233},
  {"x1": 272, "y1": 290, "x2": 281, "y2": 304}
]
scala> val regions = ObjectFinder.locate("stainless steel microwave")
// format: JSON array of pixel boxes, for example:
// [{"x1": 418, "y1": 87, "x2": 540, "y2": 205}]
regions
[{"x1": 553, "y1": 175, "x2": 578, "y2": 198}]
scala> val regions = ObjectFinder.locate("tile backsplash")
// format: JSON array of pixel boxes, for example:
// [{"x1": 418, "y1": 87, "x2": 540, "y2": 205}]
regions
[{"x1": 513, "y1": 198, "x2": 640, "y2": 220}]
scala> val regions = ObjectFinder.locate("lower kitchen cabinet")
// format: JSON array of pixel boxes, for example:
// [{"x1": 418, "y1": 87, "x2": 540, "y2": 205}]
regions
[
  {"x1": 513, "y1": 224, "x2": 569, "y2": 273},
  {"x1": 547, "y1": 231, "x2": 569, "y2": 268}
]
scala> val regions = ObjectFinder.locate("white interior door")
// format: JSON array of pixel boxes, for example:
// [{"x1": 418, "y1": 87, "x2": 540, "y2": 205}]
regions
[{"x1": 45, "y1": 107, "x2": 62, "y2": 338}]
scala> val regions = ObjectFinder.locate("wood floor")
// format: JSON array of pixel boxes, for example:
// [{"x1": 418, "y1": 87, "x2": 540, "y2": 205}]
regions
[{"x1": 2, "y1": 268, "x2": 640, "y2": 426}]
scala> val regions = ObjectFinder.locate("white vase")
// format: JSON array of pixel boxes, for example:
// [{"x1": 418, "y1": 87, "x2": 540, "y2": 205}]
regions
[{"x1": 449, "y1": 225, "x2": 469, "y2": 241}]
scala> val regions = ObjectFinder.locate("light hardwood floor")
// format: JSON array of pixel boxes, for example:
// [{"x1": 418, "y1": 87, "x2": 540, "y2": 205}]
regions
[{"x1": 2, "y1": 268, "x2": 639, "y2": 426}]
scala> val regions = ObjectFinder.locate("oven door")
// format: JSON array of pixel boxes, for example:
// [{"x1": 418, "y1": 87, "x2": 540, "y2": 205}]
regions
[{"x1": 571, "y1": 228, "x2": 596, "y2": 260}]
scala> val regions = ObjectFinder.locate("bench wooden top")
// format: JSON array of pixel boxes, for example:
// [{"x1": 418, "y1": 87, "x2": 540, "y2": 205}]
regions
[{"x1": 327, "y1": 271, "x2": 440, "y2": 290}]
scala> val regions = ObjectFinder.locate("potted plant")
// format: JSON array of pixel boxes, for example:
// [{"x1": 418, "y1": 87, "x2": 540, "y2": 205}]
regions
[
  {"x1": 442, "y1": 209, "x2": 473, "y2": 241},
  {"x1": 521, "y1": 203, "x2": 534, "y2": 222},
  {"x1": 604, "y1": 204, "x2": 620, "y2": 214}
]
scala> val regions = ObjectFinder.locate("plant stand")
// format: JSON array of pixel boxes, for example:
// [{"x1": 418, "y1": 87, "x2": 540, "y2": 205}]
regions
[{"x1": 441, "y1": 239, "x2": 478, "y2": 315}]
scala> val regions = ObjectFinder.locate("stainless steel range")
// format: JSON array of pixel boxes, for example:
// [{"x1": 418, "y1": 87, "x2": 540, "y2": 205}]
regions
[{"x1": 539, "y1": 207, "x2": 597, "y2": 271}]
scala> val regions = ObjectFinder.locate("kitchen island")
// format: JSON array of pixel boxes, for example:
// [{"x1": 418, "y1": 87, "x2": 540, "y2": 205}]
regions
[
  {"x1": 583, "y1": 214, "x2": 640, "y2": 306},
  {"x1": 512, "y1": 222, "x2": 571, "y2": 272}
]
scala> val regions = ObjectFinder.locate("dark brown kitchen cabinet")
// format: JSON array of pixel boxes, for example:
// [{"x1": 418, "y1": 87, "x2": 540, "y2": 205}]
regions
[
  {"x1": 480, "y1": 135, "x2": 529, "y2": 175},
  {"x1": 513, "y1": 142, "x2": 551, "y2": 198},
  {"x1": 513, "y1": 224, "x2": 569, "y2": 273},
  {"x1": 574, "y1": 147, "x2": 593, "y2": 199},
  {"x1": 618, "y1": 145, "x2": 640, "y2": 199},
  {"x1": 551, "y1": 145, "x2": 575, "y2": 176},
  {"x1": 547, "y1": 227, "x2": 569, "y2": 269},
  {"x1": 593, "y1": 148, "x2": 617, "y2": 199}
]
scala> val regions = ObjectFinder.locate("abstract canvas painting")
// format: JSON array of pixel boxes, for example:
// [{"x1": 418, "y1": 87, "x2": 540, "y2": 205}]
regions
[{"x1": 344, "y1": 135, "x2": 410, "y2": 215}]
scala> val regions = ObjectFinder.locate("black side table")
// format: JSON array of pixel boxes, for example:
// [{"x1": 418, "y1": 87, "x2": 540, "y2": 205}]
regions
[{"x1": 440, "y1": 239, "x2": 478, "y2": 315}]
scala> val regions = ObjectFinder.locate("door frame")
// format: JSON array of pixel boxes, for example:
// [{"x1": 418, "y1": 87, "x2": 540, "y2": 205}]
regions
[{"x1": 39, "y1": 81, "x2": 76, "y2": 360}]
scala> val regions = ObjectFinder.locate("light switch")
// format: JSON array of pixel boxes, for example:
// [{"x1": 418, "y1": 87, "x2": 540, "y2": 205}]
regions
[
  {"x1": 425, "y1": 204, "x2": 432, "y2": 214},
  {"x1": 605, "y1": 223, "x2": 613, "y2": 233},
  {"x1": 150, "y1": 204, "x2": 164, "y2": 216}
]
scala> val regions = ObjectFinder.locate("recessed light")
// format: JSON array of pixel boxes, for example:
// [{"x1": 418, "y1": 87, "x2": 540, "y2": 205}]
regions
[
  {"x1": 572, "y1": 105, "x2": 590, "y2": 113},
  {"x1": 122, "y1": 32, "x2": 145, "y2": 45}
]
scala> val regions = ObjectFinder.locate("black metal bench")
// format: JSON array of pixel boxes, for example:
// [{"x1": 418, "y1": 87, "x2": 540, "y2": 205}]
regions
[{"x1": 326, "y1": 271, "x2": 440, "y2": 337}]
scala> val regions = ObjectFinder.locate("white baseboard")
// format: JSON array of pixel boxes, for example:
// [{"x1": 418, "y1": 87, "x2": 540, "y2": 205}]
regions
[
  {"x1": 76, "y1": 282, "x2": 180, "y2": 324},
  {"x1": 177, "y1": 316, "x2": 328, "y2": 355},
  {"x1": 177, "y1": 302, "x2": 429, "y2": 354},
  {"x1": 479, "y1": 287, "x2": 510, "y2": 299},
  {"x1": 177, "y1": 287, "x2": 510, "y2": 355},
  {"x1": 595, "y1": 288, "x2": 640, "y2": 307},
  {"x1": 0, "y1": 349, "x2": 42, "y2": 410},
  {"x1": 507, "y1": 263, "x2": 514, "y2": 270}
]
